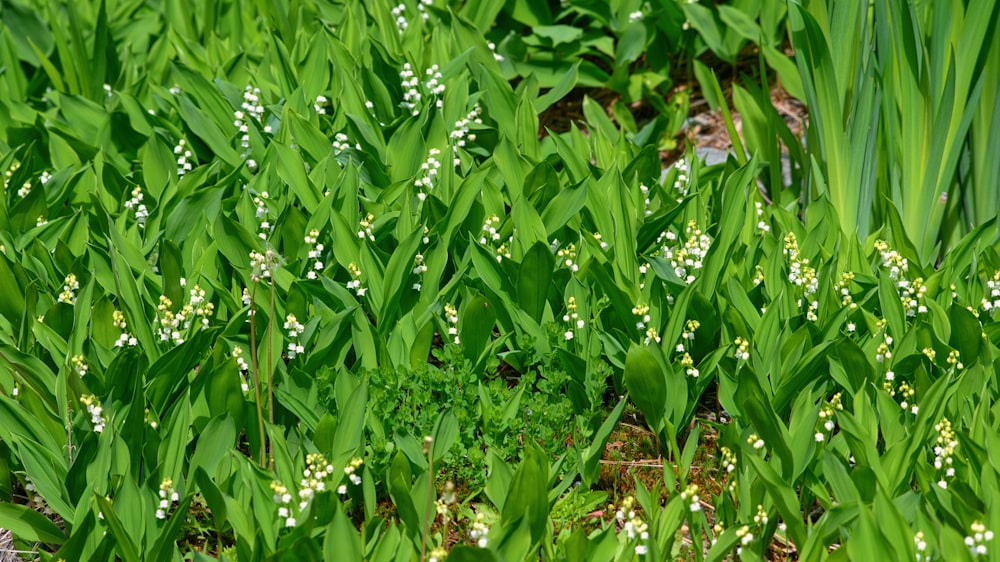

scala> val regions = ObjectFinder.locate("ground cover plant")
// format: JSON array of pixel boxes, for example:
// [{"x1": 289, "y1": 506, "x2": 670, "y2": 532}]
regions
[{"x1": 0, "y1": 0, "x2": 999, "y2": 560}]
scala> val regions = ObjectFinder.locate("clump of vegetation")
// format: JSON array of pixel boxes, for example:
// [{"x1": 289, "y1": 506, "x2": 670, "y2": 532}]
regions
[{"x1": 0, "y1": 0, "x2": 998, "y2": 561}]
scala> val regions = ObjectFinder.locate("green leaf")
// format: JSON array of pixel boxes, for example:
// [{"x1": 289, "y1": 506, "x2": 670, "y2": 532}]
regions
[
  {"x1": 0, "y1": 501, "x2": 66, "y2": 544},
  {"x1": 581, "y1": 396, "x2": 626, "y2": 488},
  {"x1": 95, "y1": 495, "x2": 141, "y2": 562},
  {"x1": 501, "y1": 443, "x2": 549, "y2": 545},
  {"x1": 333, "y1": 380, "x2": 368, "y2": 460},
  {"x1": 150, "y1": 493, "x2": 194, "y2": 562},
  {"x1": 388, "y1": 451, "x2": 420, "y2": 539},
  {"x1": 517, "y1": 241, "x2": 554, "y2": 323},
  {"x1": 324, "y1": 504, "x2": 362, "y2": 560},
  {"x1": 447, "y1": 545, "x2": 501, "y2": 562},
  {"x1": 430, "y1": 409, "x2": 458, "y2": 465},
  {"x1": 739, "y1": 373, "x2": 794, "y2": 481},
  {"x1": 623, "y1": 344, "x2": 666, "y2": 431}
]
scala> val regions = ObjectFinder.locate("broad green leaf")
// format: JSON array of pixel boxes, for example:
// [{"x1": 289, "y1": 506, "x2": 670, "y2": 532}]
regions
[
  {"x1": 623, "y1": 343, "x2": 666, "y2": 430},
  {"x1": 95, "y1": 495, "x2": 140, "y2": 562},
  {"x1": 517, "y1": 241, "x2": 554, "y2": 323},
  {"x1": 501, "y1": 443, "x2": 549, "y2": 545},
  {"x1": 0, "y1": 501, "x2": 66, "y2": 544}
]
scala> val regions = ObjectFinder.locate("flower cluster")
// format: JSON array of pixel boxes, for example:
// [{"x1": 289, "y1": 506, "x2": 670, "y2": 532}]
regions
[
  {"x1": 23, "y1": 477, "x2": 52, "y2": 515},
  {"x1": 332, "y1": 132, "x2": 360, "y2": 155},
  {"x1": 488, "y1": 40, "x2": 504, "y2": 62},
  {"x1": 80, "y1": 394, "x2": 106, "y2": 433},
  {"x1": 753, "y1": 504, "x2": 769, "y2": 526},
  {"x1": 399, "y1": 62, "x2": 445, "y2": 116},
  {"x1": 495, "y1": 240, "x2": 512, "y2": 262},
  {"x1": 241, "y1": 85, "x2": 265, "y2": 122},
  {"x1": 232, "y1": 346, "x2": 250, "y2": 393},
  {"x1": 783, "y1": 232, "x2": 819, "y2": 321},
  {"x1": 313, "y1": 95, "x2": 328, "y2": 115},
  {"x1": 303, "y1": 228, "x2": 325, "y2": 279},
  {"x1": 156, "y1": 479, "x2": 180, "y2": 519},
  {"x1": 434, "y1": 480, "x2": 458, "y2": 525},
  {"x1": 735, "y1": 525, "x2": 754, "y2": 556},
  {"x1": 670, "y1": 157, "x2": 690, "y2": 200},
  {"x1": 874, "y1": 239, "x2": 908, "y2": 280},
  {"x1": 915, "y1": 531, "x2": 929, "y2": 562},
  {"x1": 416, "y1": 0, "x2": 432, "y2": 21},
  {"x1": 253, "y1": 191, "x2": 273, "y2": 239},
  {"x1": 875, "y1": 330, "x2": 893, "y2": 363},
  {"x1": 551, "y1": 243, "x2": 577, "y2": 273},
  {"x1": 449, "y1": 104, "x2": 482, "y2": 166},
  {"x1": 900, "y1": 277, "x2": 928, "y2": 317},
  {"x1": 347, "y1": 262, "x2": 366, "y2": 297},
  {"x1": 719, "y1": 446, "x2": 737, "y2": 492},
  {"x1": 124, "y1": 186, "x2": 149, "y2": 227},
  {"x1": 479, "y1": 214, "x2": 501, "y2": 244},
  {"x1": 632, "y1": 303, "x2": 651, "y2": 330},
  {"x1": 337, "y1": 457, "x2": 364, "y2": 495},
  {"x1": 639, "y1": 183, "x2": 653, "y2": 216},
  {"x1": 4, "y1": 160, "x2": 21, "y2": 191},
  {"x1": 71, "y1": 355, "x2": 88, "y2": 378},
  {"x1": 754, "y1": 201, "x2": 770, "y2": 233},
  {"x1": 662, "y1": 221, "x2": 711, "y2": 284},
  {"x1": 249, "y1": 249, "x2": 278, "y2": 282},
  {"x1": 391, "y1": 4, "x2": 409, "y2": 33},
  {"x1": 733, "y1": 337, "x2": 750, "y2": 361},
  {"x1": 284, "y1": 314, "x2": 305, "y2": 358},
  {"x1": 423, "y1": 65, "x2": 445, "y2": 108},
  {"x1": 415, "y1": 148, "x2": 443, "y2": 200},
  {"x1": 155, "y1": 285, "x2": 214, "y2": 345},
  {"x1": 677, "y1": 319, "x2": 699, "y2": 353},
  {"x1": 933, "y1": 417, "x2": 957, "y2": 489},
  {"x1": 112, "y1": 310, "x2": 138, "y2": 347},
  {"x1": 628, "y1": 10, "x2": 644, "y2": 22},
  {"x1": 271, "y1": 481, "x2": 296, "y2": 527},
  {"x1": 58, "y1": 273, "x2": 79, "y2": 304},
  {"x1": 469, "y1": 510, "x2": 491, "y2": 548},
  {"x1": 238, "y1": 85, "x2": 267, "y2": 168},
  {"x1": 296, "y1": 453, "x2": 335, "y2": 510},
  {"x1": 17, "y1": 174, "x2": 31, "y2": 197},
  {"x1": 896, "y1": 380, "x2": 917, "y2": 414},
  {"x1": 174, "y1": 138, "x2": 194, "y2": 176},
  {"x1": 680, "y1": 484, "x2": 701, "y2": 512},
  {"x1": 747, "y1": 433, "x2": 765, "y2": 451},
  {"x1": 815, "y1": 392, "x2": 843, "y2": 441},
  {"x1": 412, "y1": 254, "x2": 427, "y2": 291},
  {"x1": 399, "y1": 62, "x2": 421, "y2": 113},
  {"x1": 966, "y1": 521, "x2": 993, "y2": 558},
  {"x1": 982, "y1": 270, "x2": 1000, "y2": 314},
  {"x1": 444, "y1": 303, "x2": 460, "y2": 344},
  {"x1": 613, "y1": 496, "x2": 649, "y2": 555},
  {"x1": 680, "y1": 352, "x2": 698, "y2": 377},
  {"x1": 835, "y1": 271, "x2": 856, "y2": 308},
  {"x1": 562, "y1": 297, "x2": 584, "y2": 341},
  {"x1": 638, "y1": 262, "x2": 650, "y2": 290},
  {"x1": 946, "y1": 349, "x2": 963, "y2": 370},
  {"x1": 357, "y1": 213, "x2": 376, "y2": 242}
]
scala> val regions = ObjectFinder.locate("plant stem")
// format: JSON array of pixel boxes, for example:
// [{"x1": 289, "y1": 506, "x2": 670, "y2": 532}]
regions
[
  {"x1": 421, "y1": 438, "x2": 434, "y2": 562},
  {"x1": 249, "y1": 283, "x2": 266, "y2": 467},
  {"x1": 267, "y1": 277, "x2": 276, "y2": 470},
  {"x1": 66, "y1": 400, "x2": 73, "y2": 464}
]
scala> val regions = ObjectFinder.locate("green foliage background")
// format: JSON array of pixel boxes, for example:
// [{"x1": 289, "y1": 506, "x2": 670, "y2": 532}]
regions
[{"x1": 0, "y1": 0, "x2": 999, "y2": 560}]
